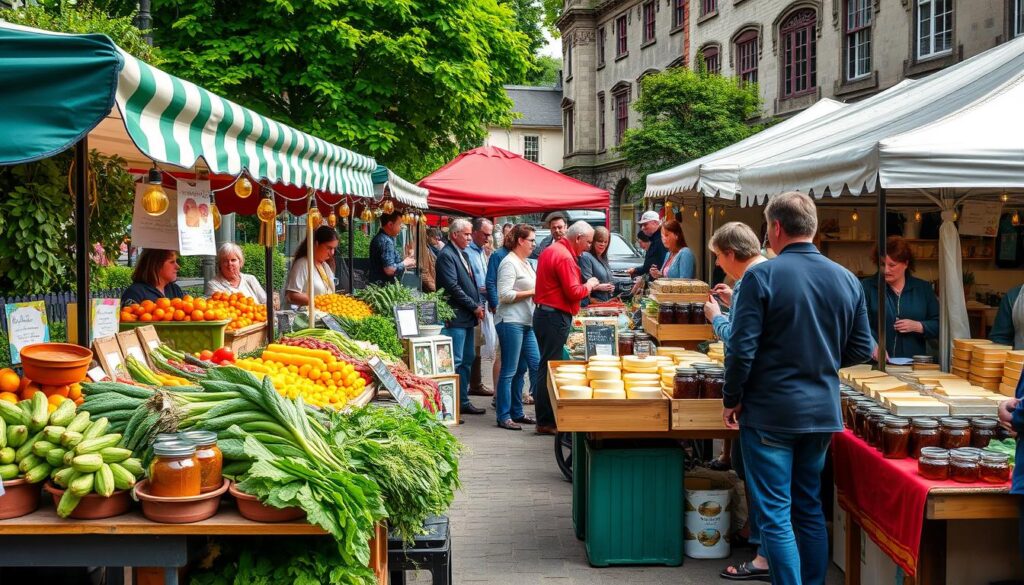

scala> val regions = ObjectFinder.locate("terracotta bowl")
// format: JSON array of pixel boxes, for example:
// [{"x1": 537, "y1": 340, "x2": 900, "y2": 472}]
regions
[
  {"x1": 20, "y1": 343, "x2": 92, "y2": 385},
  {"x1": 134, "y1": 478, "x2": 229, "y2": 523},
  {"x1": 44, "y1": 482, "x2": 131, "y2": 519},
  {"x1": 229, "y1": 482, "x2": 306, "y2": 523},
  {"x1": 0, "y1": 478, "x2": 41, "y2": 520}
]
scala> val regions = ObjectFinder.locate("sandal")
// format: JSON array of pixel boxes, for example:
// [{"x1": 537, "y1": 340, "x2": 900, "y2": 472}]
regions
[{"x1": 719, "y1": 561, "x2": 771, "y2": 582}]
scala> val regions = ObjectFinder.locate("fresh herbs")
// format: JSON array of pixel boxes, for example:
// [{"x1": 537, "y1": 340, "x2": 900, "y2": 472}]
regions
[
  {"x1": 332, "y1": 315, "x2": 403, "y2": 361},
  {"x1": 420, "y1": 290, "x2": 456, "y2": 324},
  {"x1": 190, "y1": 538, "x2": 377, "y2": 585},
  {"x1": 353, "y1": 283, "x2": 415, "y2": 315}
]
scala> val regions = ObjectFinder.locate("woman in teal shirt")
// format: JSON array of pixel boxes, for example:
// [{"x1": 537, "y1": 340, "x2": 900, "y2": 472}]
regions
[{"x1": 861, "y1": 236, "x2": 939, "y2": 359}]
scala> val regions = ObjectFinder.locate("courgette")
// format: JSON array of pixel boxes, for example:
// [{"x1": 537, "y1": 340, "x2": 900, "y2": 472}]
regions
[
  {"x1": 118, "y1": 457, "x2": 144, "y2": 477},
  {"x1": 0, "y1": 446, "x2": 14, "y2": 464},
  {"x1": 56, "y1": 490, "x2": 83, "y2": 518},
  {"x1": 45, "y1": 447, "x2": 67, "y2": 467},
  {"x1": 48, "y1": 399, "x2": 76, "y2": 427},
  {"x1": 99, "y1": 447, "x2": 132, "y2": 463},
  {"x1": 6, "y1": 424, "x2": 27, "y2": 448},
  {"x1": 52, "y1": 466, "x2": 76, "y2": 488},
  {"x1": 108, "y1": 462, "x2": 137, "y2": 490},
  {"x1": 72, "y1": 453, "x2": 103, "y2": 473},
  {"x1": 31, "y1": 440, "x2": 55, "y2": 458},
  {"x1": 60, "y1": 430, "x2": 84, "y2": 449},
  {"x1": 75, "y1": 433, "x2": 122, "y2": 455},
  {"x1": 81, "y1": 417, "x2": 109, "y2": 441},
  {"x1": 69, "y1": 471, "x2": 95, "y2": 496},
  {"x1": 28, "y1": 392, "x2": 48, "y2": 432},
  {"x1": 42, "y1": 425, "x2": 66, "y2": 444},
  {"x1": 0, "y1": 416, "x2": 6, "y2": 449},
  {"x1": 23, "y1": 461, "x2": 51, "y2": 484},
  {"x1": 17, "y1": 453, "x2": 42, "y2": 474},
  {"x1": 0, "y1": 400, "x2": 29, "y2": 426},
  {"x1": 14, "y1": 432, "x2": 40, "y2": 461},
  {"x1": 94, "y1": 463, "x2": 115, "y2": 497},
  {"x1": 0, "y1": 463, "x2": 18, "y2": 480},
  {"x1": 65, "y1": 411, "x2": 91, "y2": 434}
]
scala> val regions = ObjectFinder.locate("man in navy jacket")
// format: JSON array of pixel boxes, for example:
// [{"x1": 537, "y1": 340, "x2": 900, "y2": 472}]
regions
[{"x1": 723, "y1": 192, "x2": 874, "y2": 585}]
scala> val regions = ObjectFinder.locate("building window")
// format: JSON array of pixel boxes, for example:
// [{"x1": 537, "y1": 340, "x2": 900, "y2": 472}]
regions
[
  {"x1": 563, "y1": 106, "x2": 574, "y2": 154},
  {"x1": 642, "y1": 1, "x2": 656, "y2": 43},
  {"x1": 845, "y1": 0, "x2": 872, "y2": 80},
  {"x1": 523, "y1": 136, "x2": 539, "y2": 162},
  {"x1": 673, "y1": 0, "x2": 686, "y2": 29},
  {"x1": 614, "y1": 90, "x2": 629, "y2": 145},
  {"x1": 598, "y1": 93, "x2": 606, "y2": 152},
  {"x1": 917, "y1": 0, "x2": 952, "y2": 60},
  {"x1": 701, "y1": 0, "x2": 717, "y2": 17},
  {"x1": 616, "y1": 15, "x2": 628, "y2": 57},
  {"x1": 703, "y1": 46, "x2": 721, "y2": 74},
  {"x1": 1014, "y1": 0, "x2": 1024, "y2": 37},
  {"x1": 736, "y1": 31, "x2": 758, "y2": 84},
  {"x1": 598, "y1": 27, "x2": 606, "y2": 67},
  {"x1": 565, "y1": 38, "x2": 573, "y2": 79},
  {"x1": 780, "y1": 9, "x2": 817, "y2": 98}
]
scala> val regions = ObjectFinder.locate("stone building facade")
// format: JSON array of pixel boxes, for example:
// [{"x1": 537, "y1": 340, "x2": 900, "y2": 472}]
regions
[{"x1": 559, "y1": 0, "x2": 1024, "y2": 237}]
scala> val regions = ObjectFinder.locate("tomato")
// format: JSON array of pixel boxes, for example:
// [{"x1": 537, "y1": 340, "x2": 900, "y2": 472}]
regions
[
  {"x1": 212, "y1": 347, "x2": 235, "y2": 364},
  {"x1": 199, "y1": 350, "x2": 214, "y2": 361}
]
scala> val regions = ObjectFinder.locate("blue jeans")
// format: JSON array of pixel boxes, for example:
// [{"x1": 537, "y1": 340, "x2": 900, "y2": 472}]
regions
[
  {"x1": 731, "y1": 437, "x2": 763, "y2": 560},
  {"x1": 442, "y1": 325, "x2": 476, "y2": 408},
  {"x1": 740, "y1": 427, "x2": 832, "y2": 585},
  {"x1": 495, "y1": 322, "x2": 539, "y2": 422}
]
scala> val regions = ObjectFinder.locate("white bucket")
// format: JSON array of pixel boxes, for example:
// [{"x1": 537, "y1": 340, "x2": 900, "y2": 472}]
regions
[{"x1": 684, "y1": 489, "x2": 732, "y2": 559}]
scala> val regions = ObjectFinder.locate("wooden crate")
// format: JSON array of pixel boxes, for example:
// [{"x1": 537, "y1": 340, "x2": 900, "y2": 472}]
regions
[
  {"x1": 642, "y1": 313, "x2": 714, "y2": 342},
  {"x1": 547, "y1": 360, "x2": 669, "y2": 432},
  {"x1": 225, "y1": 323, "x2": 267, "y2": 354},
  {"x1": 665, "y1": 392, "x2": 729, "y2": 431},
  {"x1": 650, "y1": 292, "x2": 708, "y2": 304}
]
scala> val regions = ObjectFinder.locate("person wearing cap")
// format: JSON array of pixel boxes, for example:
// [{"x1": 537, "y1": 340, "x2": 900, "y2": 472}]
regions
[
  {"x1": 531, "y1": 214, "x2": 568, "y2": 260},
  {"x1": 628, "y1": 210, "x2": 667, "y2": 281}
]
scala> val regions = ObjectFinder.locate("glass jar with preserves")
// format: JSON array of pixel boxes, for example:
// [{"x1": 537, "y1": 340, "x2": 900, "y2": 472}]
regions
[
  {"x1": 179, "y1": 430, "x2": 224, "y2": 493},
  {"x1": 917, "y1": 447, "x2": 950, "y2": 481},
  {"x1": 969, "y1": 418, "x2": 998, "y2": 449},
  {"x1": 690, "y1": 302, "x2": 705, "y2": 325},
  {"x1": 673, "y1": 303, "x2": 691, "y2": 324},
  {"x1": 847, "y1": 398, "x2": 873, "y2": 431},
  {"x1": 633, "y1": 333, "x2": 653, "y2": 358},
  {"x1": 882, "y1": 416, "x2": 911, "y2": 459},
  {"x1": 979, "y1": 451, "x2": 1011, "y2": 484},
  {"x1": 910, "y1": 418, "x2": 941, "y2": 458},
  {"x1": 618, "y1": 332, "x2": 635, "y2": 356},
  {"x1": 673, "y1": 367, "x2": 701, "y2": 399},
  {"x1": 149, "y1": 440, "x2": 201, "y2": 497},
  {"x1": 702, "y1": 367, "x2": 725, "y2": 399},
  {"x1": 839, "y1": 390, "x2": 861, "y2": 427},
  {"x1": 658, "y1": 303, "x2": 675, "y2": 325},
  {"x1": 854, "y1": 403, "x2": 876, "y2": 438},
  {"x1": 940, "y1": 418, "x2": 972, "y2": 450},
  {"x1": 866, "y1": 410, "x2": 889, "y2": 449},
  {"x1": 154, "y1": 433, "x2": 180, "y2": 443},
  {"x1": 949, "y1": 449, "x2": 981, "y2": 483}
]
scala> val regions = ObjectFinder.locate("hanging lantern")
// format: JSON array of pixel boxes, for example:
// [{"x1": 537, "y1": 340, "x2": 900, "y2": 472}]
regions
[
  {"x1": 383, "y1": 199, "x2": 395, "y2": 214},
  {"x1": 692, "y1": 209, "x2": 699, "y2": 219},
  {"x1": 234, "y1": 176, "x2": 253, "y2": 198},
  {"x1": 707, "y1": 206, "x2": 714, "y2": 216},
  {"x1": 1013, "y1": 211, "x2": 1020, "y2": 226},
  {"x1": 308, "y1": 207, "x2": 323, "y2": 229},
  {"x1": 719, "y1": 207, "x2": 726, "y2": 217},
  {"x1": 851, "y1": 209, "x2": 860, "y2": 222},
  {"x1": 256, "y1": 192, "x2": 277, "y2": 223},
  {"x1": 338, "y1": 200, "x2": 351, "y2": 218},
  {"x1": 914, "y1": 209, "x2": 922, "y2": 222},
  {"x1": 327, "y1": 207, "x2": 337, "y2": 228},
  {"x1": 141, "y1": 167, "x2": 169, "y2": 217},
  {"x1": 419, "y1": 213, "x2": 427, "y2": 225},
  {"x1": 1002, "y1": 192, "x2": 1010, "y2": 203},
  {"x1": 211, "y1": 203, "x2": 222, "y2": 230}
]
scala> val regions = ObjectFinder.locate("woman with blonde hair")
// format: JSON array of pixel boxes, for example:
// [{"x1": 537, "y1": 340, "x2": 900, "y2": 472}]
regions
[{"x1": 206, "y1": 242, "x2": 267, "y2": 304}]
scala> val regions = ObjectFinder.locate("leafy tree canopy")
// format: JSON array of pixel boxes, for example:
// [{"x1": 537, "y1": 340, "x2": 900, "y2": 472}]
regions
[
  {"x1": 541, "y1": 0, "x2": 562, "y2": 36},
  {"x1": 149, "y1": 0, "x2": 533, "y2": 180},
  {"x1": 526, "y1": 55, "x2": 562, "y2": 86},
  {"x1": 618, "y1": 67, "x2": 763, "y2": 195}
]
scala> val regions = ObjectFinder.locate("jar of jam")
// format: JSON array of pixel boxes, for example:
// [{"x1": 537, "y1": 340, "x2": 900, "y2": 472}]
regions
[
  {"x1": 179, "y1": 430, "x2": 224, "y2": 493},
  {"x1": 690, "y1": 302, "x2": 705, "y2": 324},
  {"x1": 673, "y1": 303, "x2": 690, "y2": 324},
  {"x1": 839, "y1": 390, "x2": 861, "y2": 427},
  {"x1": 618, "y1": 332, "x2": 635, "y2": 356},
  {"x1": 154, "y1": 433, "x2": 180, "y2": 443},
  {"x1": 702, "y1": 367, "x2": 725, "y2": 399},
  {"x1": 979, "y1": 451, "x2": 1011, "y2": 484},
  {"x1": 673, "y1": 367, "x2": 701, "y2": 399},
  {"x1": 633, "y1": 333, "x2": 653, "y2": 358},
  {"x1": 969, "y1": 418, "x2": 998, "y2": 449},
  {"x1": 918, "y1": 447, "x2": 950, "y2": 481},
  {"x1": 866, "y1": 409, "x2": 889, "y2": 449},
  {"x1": 847, "y1": 398, "x2": 873, "y2": 430},
  {"x1": 881, "y1": 416, "x2": 911, "y2": 459},
  {"x1": 854, "y1": 403, "x2": 876, "y2": 438},
  {"x1": 149, "y1": 440, "x2": 201, "y2": 497},
  {"x1": 940, "y1": 418, "x2": 972, "y2": 450},
  {"x1": 949, "y1": 448, "x2": 981, "y2": 483},
  {"x1": 658, "y1": 303, "x2": 674, "y2": 325},
  {"x1": 910, "y1": 418, "x2": 941, "y2": 458}
]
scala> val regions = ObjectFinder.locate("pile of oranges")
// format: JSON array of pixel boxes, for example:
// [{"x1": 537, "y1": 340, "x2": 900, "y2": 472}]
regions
[
  {"x1": 313, "y1": 293, "x2": 373, "y2": 319},
  {"x1": 0, "y1": 367, "x2": 83, "y2": 411},
  {"x1": 120, "y1": 294, "x2": 267, "y2": 331}
]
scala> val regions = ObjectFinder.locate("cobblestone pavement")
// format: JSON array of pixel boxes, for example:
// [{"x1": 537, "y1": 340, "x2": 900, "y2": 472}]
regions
[{"x1": 407, "y1": 360, "x2": 844, "y2": 584}]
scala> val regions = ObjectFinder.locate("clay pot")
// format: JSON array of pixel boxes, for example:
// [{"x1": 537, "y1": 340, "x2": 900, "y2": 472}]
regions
[
  {"x1": 229, "y1": 482, "x2": 306, "y2": 523},
  {"x1": 0, "y1": 479, "x2": 41, "y2": 520},
  {"x1": 44, "y1": 482, "x2": 131, "y2": 519},
  {"x1": 134, "y1": 478, "x2": 229, "y2": 523}
]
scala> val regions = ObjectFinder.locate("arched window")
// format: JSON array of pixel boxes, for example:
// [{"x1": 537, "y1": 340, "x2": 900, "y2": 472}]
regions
[
  {"x1": 734, "y1": 29, "x2": 759, "y2": 84},
  {"x1": 702, "y1": 45, "x2": 721, "y2": 75},
  {"x1": 779, "y1": 8, "x2": 817, "y2": 98}
]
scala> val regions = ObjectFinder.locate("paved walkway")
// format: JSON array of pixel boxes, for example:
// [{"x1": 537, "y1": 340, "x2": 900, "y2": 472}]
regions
[{"x1": 408, "y1": 360, "x2": 845, "y2": 584}]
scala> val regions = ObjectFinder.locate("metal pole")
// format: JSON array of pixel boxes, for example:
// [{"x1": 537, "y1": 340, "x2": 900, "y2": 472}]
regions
[
  {"x1": 265, "y1": 241, "x2": 275, "y2": 342},
  {"x1": 74, "y1": 139, "x2": 90, "y2": 347},
  {"x1": 135, "y1": 0, "x2": 153, "y2": 45},
  {"x1": 699, "y1": 197, "x2": 708, "y2": 281},
  {"x1": 306, "y1": 197, "x2": 316, "y2": 327},
  {"x1": 877, "y1": 188, "x2": 887, "y2": 372},
  {"x1": 348, "y1": 212, "x2": 355, "y2": 293}
]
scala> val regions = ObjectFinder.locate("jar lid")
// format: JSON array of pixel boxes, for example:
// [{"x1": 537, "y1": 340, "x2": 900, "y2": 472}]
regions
[
  {"x1": 912, "y1": 355, "x2": 935, "y2": 363},
  {"x1": 675, "y1": 303, "x2": 690, "y2": 309},
  {"x1": 840, "y1": 389, "x2": 859, "y2": 397},
  {"x1": 980, "y1": 451, "x2": 1010, "y2": 463},
  {"x1": 867, "y1": 407, "x2": 890, "y2": 415},
  {"x1": 179, "y1": 430, "x2": 218, "y2": 446},
  {"x1": 154, "y1": 433, "x2": 180, "y2": 443},
  {"x1": 153, "y1": 440, "x2": 197, "y2": 457},
  {"x1": 856, "y1": 403, "x2": 876, "y2": 413},
  {"x1": 675, "y1": 367, "x2": 698, "y2": 374},
  {"x1": 939, "y1": 417, "x2": 969, "y2": 429},
  {"x1": 839, "y1": 383, "x2": 854, "y2": 392},
  {"x1": 619, "y1": 331, "x2": 635, "y2": 338},
  {"x1": 883, "y1": 416, "x2": 910, "y2": 428},
  {"x1": 704, "y1": 367, "x2": 725, "y2": 375},
  {"x1": 919, "y1": 446, "x2": 949, "y2": 459},
  {"x1": 950, "y1": 448, "x2": 980, "y2": 462},
  {"x1": 911, "y1": 418, "x2": 939, "y2": 428},
  {"x1": 969, "y1": 418, "x2": 998, "y2": 429},
  {"x1": 634, "y1": 333, "x2": 651, "y2": 341},
  {"x1": 690, "y1": 302, "x2": 704, "y2": 308}
]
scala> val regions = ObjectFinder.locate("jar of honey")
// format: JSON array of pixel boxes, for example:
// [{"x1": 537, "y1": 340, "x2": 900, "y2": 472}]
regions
[
  {"x1": 979, "y1": 451, "x2": 1011, "y2": 484},
  {"x1": 673, "y1": 303, "x2": 691, "y2": 324},
  {"x1": 949, "y1": 448, "x2": 981, "y2": 483},
  {"x1": 658, "y1": 303, "x2": 674, "y2": 325},
  {"x1": 969, "y1": 418, "x2": 998, "y2": 449},
  {"x1": 673, "y1": 367, "x2": 701, "y2": 399},
  {"x1": 866, "y1": 408, "x2": 890, "y2": 448},
  {"x1": 149, "y1": 440, "x2": 201, "y2": 497},
  {"x1": 617, "y1": 332, "x2": 635, "y2": 356},
  {"x1": 689, "y1": 302, "x2": 705, "y2": 324},
  {"x1": 940, "y1": 418, "x2": 972, "y2": 450},
  {"x1": 881, "y1": 416, "x2": 911, "y2": 459},
  {"x1": 847, "y1": 398, "x2": 873, "y2": 431},
  {"x1": 179, "y1": 430, "x2": 224, "y2": 493},
  {"x1": 917, "y1": 447, "x2": 950, "y2": 481},
  {"x1": 910, "y1": 418, "x2": 941, "y2": 458},
  {"x1": 702, "y1": 367, "x2": 725, "y2": 399},
  {"x1": 853, "y1": 403, "x2": 876, "y2": 438}
]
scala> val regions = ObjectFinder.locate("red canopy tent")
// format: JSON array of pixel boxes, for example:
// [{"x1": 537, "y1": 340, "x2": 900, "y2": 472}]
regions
[{"x1": 418, "y1": 146, "x2": 609, "y2": 219}]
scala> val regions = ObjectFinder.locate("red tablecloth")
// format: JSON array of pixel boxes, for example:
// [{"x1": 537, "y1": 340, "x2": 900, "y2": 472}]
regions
[{"x1": 831, "y1": 429, "x2": 1010, "y2": 577}]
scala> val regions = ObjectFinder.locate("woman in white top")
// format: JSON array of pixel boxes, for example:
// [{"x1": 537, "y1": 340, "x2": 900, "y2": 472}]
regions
[
  {"x1": 494, "y1": 224, "x2": 540, "y2": 430},
  {"x1": 285, "y1": 225, "x2": 338, "y2": 307},
  {"x1": 206, "y1": 243, "x2": 267, "y2": 304}
]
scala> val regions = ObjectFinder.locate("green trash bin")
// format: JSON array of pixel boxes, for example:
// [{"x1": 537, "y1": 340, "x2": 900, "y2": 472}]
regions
[
  {"x1": 584, "y1": 439, "x2": 685, "y2": 567},
  {"x1": 572, "y1": 432, "x2": 587, "y2": 540}
]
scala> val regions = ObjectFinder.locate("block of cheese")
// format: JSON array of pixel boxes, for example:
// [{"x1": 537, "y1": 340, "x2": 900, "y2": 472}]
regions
[
  {"x1": 590, "y1": 379, "x2": 625, "y2": 391},
  {"x1": 657, "y1": 347, "x2": 687, "y2": 356},
  {"x1": 592, "y1": 388, "x2": 627, "y2": 400},
  {"x1": 558, "y1": 385, "x2": 592, "y2": 399},
  {"x1": 587, "y1": 367, "x2": 622, "y2": 380},
  {"x1": 623, "y1": 373, "x2": 660, "y2": 384},
  {"x1": 934, "y1": 385, "x2": 989, "y2": 396},
  {"x1": 627, "y1": 387, "x2": 664, "y2": 400},
  {"x1": 880, "y1": 392, "x2": 927, "y2": 406},
  {"x1": 861, "y1": 378, "x2": 908, "y2": 393},
  {"x1": 622, "y1": 356, "x2": 662, "y2": 371},
  {"x1": 946, "y1": 399, "x2": 999, "y2": 416},
  {"x1": 888, "y1": 399, "x2": 950, "y2": 417},
  {"x1": 555, "y1": 374, "x2": 588, "y2": 386},
  {"x1": 557, "y1": 364, "x2": 587, "y2": 374},
  {"x1": 854, "y1": 376, "x2": 901, "y2": 393},
  {"x1": 589, "y1": 355, "x2": 621, "y2": 363}
]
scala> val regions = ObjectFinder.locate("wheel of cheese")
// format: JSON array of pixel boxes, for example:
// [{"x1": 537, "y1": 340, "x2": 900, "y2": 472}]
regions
[
  {"x1": 588, "y1": 355, "x2": 621, "y2": 364},
  {"x1": 590, "y1": 379, "x2": 625, "y2": 390},
  {"x1": 592, "y1": 388, "x2": 627, "y2": 400},
  {"x1": 622, "y1": 372, "x2": 660, "y2": 383},
  {"x1": 627, "y1": 387, "x2": 664, "y2": 399},
  {"x1": 555, "y1": 374, "x2": 588, "y2": 386},
  {"x1": 558, "y1": 385, "x2": 593, "y2": 399},
  {"x1": 661, "y1": 374, "x2": 676, "y2": 386},
  {"x1": 623, "y1": 355, "x2": 660, "y2": 369},
  {"x1": 556, "y1": 364, "x2": 587, "y2": 374},
  {"x1": 656, "y1": 347, "x2": 686, "y2": 356},
  {"x1": 587, "y1": 366, "x2": 622, "y2": 380}
]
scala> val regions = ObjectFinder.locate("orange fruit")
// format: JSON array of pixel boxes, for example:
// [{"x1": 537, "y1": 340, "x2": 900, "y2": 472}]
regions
[
  {"x1": 182, "y1": 295, "x2": 194, "y2": 304},
  {"x1": 68, "y1": 383, "x2": 82, "y2": 400},
  {"x1": 19, "y1": 376, "x2": 32, "y2": 392},
  {"x1": 48, "y1": 394, "x2": 67, "y2": 406},
  {"x1": 181, "y1": 302, "x2": 194, "y2": 314},
  {"x1": 195, "y1": 299, "x2": 208, "y2": 311},
  {"x1": 156, "y1": 298, "x2": 171, "y2": 309},
  {"x1": 153, "y1": 308, "x2": 166, "y2": 320},
  {"x1": 73, "y1": 397, "x2": 84, "y2": 406},
  {"x1": 163, "y1": 311, "x2": 174, "y2": 321},
  {"x1": 120, "y1": 311, "x2": 133, "y2": 321},
  {"x1": 191, "y1": 309, "x2": 204, "y2": 321},
  {"x1": 173, "y1": 309, "x2": 186, "y2": 321},
  {"x1": 41, "y1": 384, "x2": 70, "y2": 398},
  {"x1": 0, "y1": 392, "x2": 17, "y2": 404},
  {"x1": 140, "y1": 313, "x2": 154, "y2": 322},
  {"x1": 21, "y1": 385, "x2": 41, "y2": 401},
  {"x1": 0, "y1": 370, "x2": 20, "y2": 394},
  {"x1": 171, "y1": 298, "x2": 183, "y2": 309},
  {"x1": 123, "y1": 314, "x2": 137, "y2": 323}
]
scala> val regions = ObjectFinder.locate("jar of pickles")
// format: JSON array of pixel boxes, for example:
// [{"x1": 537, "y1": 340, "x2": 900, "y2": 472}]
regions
[
  {"x1": 658, "y1": 303, "x2": 675, "y2": 325},
  {"x1": 690, "y1": 302, "x2": 705, "y2": 324},
  {"x1": 881, "y1": 417, "x2": 911, "y2": 459},
  {"x1": 979, "y1": 451, "x2": 1011, "y2": 484},
  {"x1": 917, "y1": 447, "x2": 950, "y2": 481},
  {"x1": 940, "y1": 418, "x2": 972, "y2": 450},
  {"x1": 178, "y1": 430, "x2": 224, "y2": 493},
  {"x1": 950, "y1": 448, "x2": 981, "y2": 483},
  {"x1": 702, "y1": 367, "x2": 725, "y2": 399},
  {"x1": 910, "y1": 418, "x2": 941, "y2": 458},
  {"x1": 618, "y1": 332, "x2": 635, "y2": 356},
  {"x1": 673, "y1": 367, "x2": 701, "y2": 399},
  {"x1": 149, "y1": 440, "x2": 201, "y2": 497},
  {"x1": 969, "y1": 418, "x2": 998, "y2": 449},
  {"x1": 674, "y1": 303, "x2": 691, "y2": 324}
]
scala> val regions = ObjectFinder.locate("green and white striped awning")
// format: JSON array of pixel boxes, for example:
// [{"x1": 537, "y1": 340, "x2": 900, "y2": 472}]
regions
[{"x1": 0, "y1": 22, "x2": 376, "y2": 197}]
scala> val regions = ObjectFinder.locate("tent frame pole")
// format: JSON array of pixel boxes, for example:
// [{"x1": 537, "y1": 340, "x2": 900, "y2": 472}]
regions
[
  {"x1": 74, "y1": 139, "x2": 90, "y2": 347},
  {"x1": 348, "y1": 215, "x2": 355, "y2": 293},
  {"x1": 265, "y1": 242, "x2": 275, "y2": 341},
  {"x1": 877, "y1": 187, "x2": 887, "y2": 372},
  {"x1": 700, "y1": 197, "x2": 708, "y2": 281}
]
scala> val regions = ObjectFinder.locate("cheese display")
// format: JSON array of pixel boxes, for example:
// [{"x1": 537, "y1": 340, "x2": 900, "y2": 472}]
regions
[
  {"x1": 626, "y1": 387, "x2": 664, "y2": 399},
  {"x1": 587, "y1": 366, "x2": 622, "y2": 380},
  {"x1": 592, "y1": 388, "x2": 628, "y2": 400},
  {"x1": 590, "y1": 379, "x2": 625, "y2": 390},
  {"x1": 559, "y1": 385, "x2": 593, "y2": 399}
]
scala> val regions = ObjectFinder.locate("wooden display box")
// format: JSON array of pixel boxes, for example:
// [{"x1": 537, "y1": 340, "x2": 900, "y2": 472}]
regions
[
  {"x1": 642, "y1": 313, "x2": 714, "y2": 342},
  {"x1": 225, "y1": 322, "x2": 267, "y2": 355},
  {"x1": 650, "y1": 292, "x2": 708, "y2": 304},
  {"x1": 547, "y1": 361, "x2": 669, "y2": 432},
  {"x1": 664, "y1": 392, "x2": 728, "y2": 431}
]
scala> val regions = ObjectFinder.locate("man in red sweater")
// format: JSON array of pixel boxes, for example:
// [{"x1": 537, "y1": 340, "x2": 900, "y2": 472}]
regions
[{"x1": 532, "y1": 221, "x2": 614, "y2": 434}]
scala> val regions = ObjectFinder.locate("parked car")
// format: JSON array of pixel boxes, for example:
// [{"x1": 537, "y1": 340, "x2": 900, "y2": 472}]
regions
[{"x1": 531, "y1": 229, "x2": 642, "y2": 295}]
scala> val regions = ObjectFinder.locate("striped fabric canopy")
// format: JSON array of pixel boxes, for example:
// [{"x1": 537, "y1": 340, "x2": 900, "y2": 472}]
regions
[
  {"x1": 0, "y1": 23, "x2": 376, "y2": 198},
  {"x1": 371, "y1": 165, "x2": 429, "y2": 209}
]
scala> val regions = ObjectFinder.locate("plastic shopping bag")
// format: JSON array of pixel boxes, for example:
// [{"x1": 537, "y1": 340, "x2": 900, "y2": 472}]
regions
[{"x1": 480, "y1": 310, "x2": 498, "y2": 360}]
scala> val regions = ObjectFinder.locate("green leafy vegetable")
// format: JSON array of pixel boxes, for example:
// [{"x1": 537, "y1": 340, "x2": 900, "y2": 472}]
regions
[
  {"x1": 984, "y1": 438, "x2": 1016, "y2": 466},
  {"x1": 353, "y1": 283, "x2": 415, "y2": 315}
]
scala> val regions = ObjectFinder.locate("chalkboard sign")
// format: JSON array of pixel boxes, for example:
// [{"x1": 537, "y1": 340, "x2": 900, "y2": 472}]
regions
[
  {"x1": 321, "y1": 314, "x2": 345, "y2": 333},
  {"x1": 368, "y1": 356, "x2": 418, "y2": 410},
  {"x1": 417, "y1": 301, "x2": 437, "y2": 326},
  {"x1": 582, "y1": 317, "x2": 618, "y2": 359}
]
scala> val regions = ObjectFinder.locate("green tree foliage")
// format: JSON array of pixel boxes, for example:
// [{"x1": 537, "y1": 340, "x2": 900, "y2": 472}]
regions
[
  {"x1": 619, "y1": 68, "x2": 762, "y2": 195},
  {"x1": 541, "y1": 0, "x2": 562, "y2": 36},
  {"x1": 500, "y1": 0, "x2": 545, "y2": 56},
  {"x1": 526, "y1": 55, "x2": 563, "y2": 86},
  {"x1": 149, "y1": 0, "x2": 533, "y2": 179},
  {"x1": 238, "y1": 243, "x2": 287, "y2": 291}
]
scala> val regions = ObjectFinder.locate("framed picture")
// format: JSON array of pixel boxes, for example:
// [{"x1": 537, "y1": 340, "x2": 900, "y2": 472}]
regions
[
  {"x1": 433, "y1": 337, "x2": 455, "y2": 375},
  {"x1": 434, "y1": 375, "x2": 459, "y2": 425},
  {"x1": 411, "y1": 339, "x2": 435, "y2": 377},
  {"x1": 393, "y1": 303, "x2": 420, "y2": 338}
]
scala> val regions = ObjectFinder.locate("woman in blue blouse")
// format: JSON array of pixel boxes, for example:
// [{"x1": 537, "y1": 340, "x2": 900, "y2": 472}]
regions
[{"x1": 650, "y1": 219, "x2": 695, "y2": 280}]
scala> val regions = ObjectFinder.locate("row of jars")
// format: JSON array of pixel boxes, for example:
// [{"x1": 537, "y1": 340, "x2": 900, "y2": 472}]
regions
[
  {"x1": 919, "y1": 447, "x2": 1011, "y2": 483},
  {"x1": 672, "y1": 364, "x2": 725, "y2": 400},
  {"x1": 657, "y1": 302, "x2": 706, "y2": 325},
  {"x1": 618, "y1": 331, "x2": 655, "y2": 358},
  {"x1": 150, "y1": 430, "x2": 224, "y2": 498}
]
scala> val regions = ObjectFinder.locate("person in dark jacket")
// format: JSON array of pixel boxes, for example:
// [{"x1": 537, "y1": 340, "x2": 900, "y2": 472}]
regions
[
  {"x1": 579, "y1": 226, "x2": 614, "y2": 306},
  {"x1": 724, "y1": 192, "x2": 874, "y2": 585},
  {"x1": 435, "y1": 218, "x2": 486, "y2": 415},
  {"x1": 368, "y1": 211, "x2": 414, "y2": 285},
  {"x1": 121, "y1": 249, "x2": 185, "y2": 306},
  {"x1": 860, "y1": 236, "x2": 940, "y2": 360},
  {"x1": 530, "y1": 214, "x2": 567, "y2": 260},
  {"x1": 628, "y1": 210, "x2": 667, "y2": 279},
  {"x1": 989, "y1": 283, "x2": 1024, "y2": 348},
  {"x1": 997, "y1": 386, "x2": 1023, "y2": 560}
]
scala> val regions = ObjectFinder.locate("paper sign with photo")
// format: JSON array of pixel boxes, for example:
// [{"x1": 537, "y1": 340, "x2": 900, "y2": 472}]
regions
[
  {"x1": 5, "y1": 301, "x2": 50, "y2": 364},
  {"x1": 177, "y1": 180, "x2": 216, "y2": 256}
]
